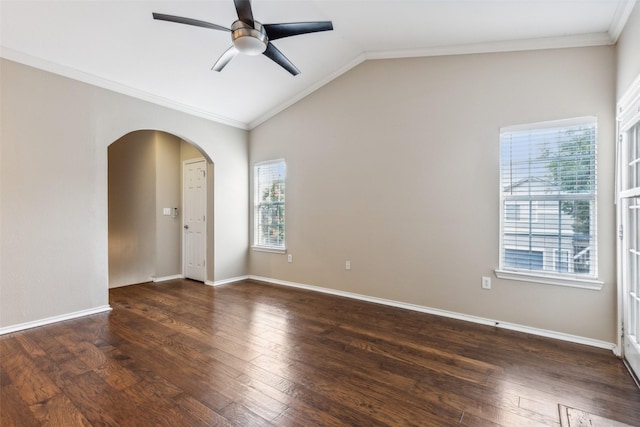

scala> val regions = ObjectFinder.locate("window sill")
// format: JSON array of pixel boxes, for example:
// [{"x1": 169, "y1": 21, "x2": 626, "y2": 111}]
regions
[
  {"x1": 251, "y1": 246, "x2": 287, "y2": 254},
  {"x1": 494, "y1": 269, "x2": 604, "y2": 290}
]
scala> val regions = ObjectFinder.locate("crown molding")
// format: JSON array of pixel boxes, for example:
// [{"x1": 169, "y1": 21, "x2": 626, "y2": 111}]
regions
[
  {"x1": 0, "y1": 46, "x2": 249, "y2": 130},
  {"x1": 365, "y1": 32, "x2": 615, "y2": 61},
  {"x1": 608, "y1": 0, "x2": 637, "y2": 42},
  {"x1": 249, "y1": 32, "x2": 616, "y2": 129},
  {"x1": 2, "y1": 25, "x2": 624, "y2": 133}
]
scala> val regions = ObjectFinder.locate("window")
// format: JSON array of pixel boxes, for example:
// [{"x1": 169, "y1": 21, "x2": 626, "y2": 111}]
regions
[
  {"x1": 497, "y1": 117, "x2": 600, "y2": 287},
  {"x1": 253, "y1": 160, "x2": 286, "y2": 251}
]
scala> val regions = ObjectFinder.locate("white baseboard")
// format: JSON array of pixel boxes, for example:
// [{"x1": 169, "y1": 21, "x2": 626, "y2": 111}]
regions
[
  {"x1": 153, "y1": 274, "x2": 184, "y2": 282},
  {"x1": 0, "y1": 305, "x2": 112, "y2": 336},
  {"x1": 4, "y1": 276, "x2": 615, "y2": 354},
  {"x1": 207, "y1": 275, "x2": 250, "y2": 287},
  {"x1": 248, "y1": 275, "x2": 617, "y2": 353}
]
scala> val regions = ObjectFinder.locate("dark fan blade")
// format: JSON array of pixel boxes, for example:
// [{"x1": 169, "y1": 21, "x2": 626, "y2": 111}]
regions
[
  {"x1": 212, "y1": 46, "x2": 239, "y2": 72},
  {"x1": 263, "y1": 43, "x2": 300, "y2": 76},
  {"x1": 234, "y1": 0, "x2": 254, "y2": 26},
  {"x1": 263, "y1": 21, "x2": 333, "y2": 41},
  {"x1": 153, "y1": 13, "x2": 230, "y2": 32}
]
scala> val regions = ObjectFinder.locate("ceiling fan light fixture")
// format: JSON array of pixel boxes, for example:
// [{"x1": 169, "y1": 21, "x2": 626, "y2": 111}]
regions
[
  {"x1": 232, "y1": 20, "x2": 268, "y2": 55},
  {"x1": 233, "y1": 35, "x2": 267, "y2": 55}
]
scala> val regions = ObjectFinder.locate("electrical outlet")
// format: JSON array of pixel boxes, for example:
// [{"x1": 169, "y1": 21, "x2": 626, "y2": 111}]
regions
[
  {"x1": 345, "y1": 260, "x2": 351, "y2": 270},
  {"x1": 287, "y1": 254, "x2": 293, "y2": 263},
  {"x1": 481, "y1": 276, "x2": 492, "y2": 290}
]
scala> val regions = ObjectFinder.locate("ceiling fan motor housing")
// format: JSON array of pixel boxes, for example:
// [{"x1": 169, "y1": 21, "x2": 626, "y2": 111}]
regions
[{"x1": 232, "y1": 20, "x2": 268, "y2": 55}]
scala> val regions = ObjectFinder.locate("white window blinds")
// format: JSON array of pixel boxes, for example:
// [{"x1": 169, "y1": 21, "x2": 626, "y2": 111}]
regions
[
  {"x1": 499, "y1": 117, "x2": 597, "y2": 279},
  {"x1": 254, "y1": 160, "x2": 286, "y2": 249}
]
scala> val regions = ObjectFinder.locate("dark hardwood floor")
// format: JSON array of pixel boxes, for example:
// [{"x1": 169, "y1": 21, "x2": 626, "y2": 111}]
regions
[{"x1": 1, "y1": 279, "x2": 639, "y2": 426}]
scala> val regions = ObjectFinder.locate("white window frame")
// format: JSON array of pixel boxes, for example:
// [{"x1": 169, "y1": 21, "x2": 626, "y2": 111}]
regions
[
  {"x1": 496, "y1": 117, "x2": 603, "y2": 290},
  {"x1": 252, "y1": 159, "x2": 287, "y2": 253}
]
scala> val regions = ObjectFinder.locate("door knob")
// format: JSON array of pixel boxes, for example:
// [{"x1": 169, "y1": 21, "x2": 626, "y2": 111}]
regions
[{"x1": 184, "y1": 225, "x2": 189, "y2": 229}]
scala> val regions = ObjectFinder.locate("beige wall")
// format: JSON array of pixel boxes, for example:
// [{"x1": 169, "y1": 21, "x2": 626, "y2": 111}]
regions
[
  {"x1": 154, "y1": 132, "x2": 182, "y2": 279},
  {"x1": 181, "y1": 140, "x2": 204, "y2": 160},
  {"x1": 108, "y1": 131, "x2": 157, "y2": 287},
  {"x1": 0, "y1": 59, "x2": 248, "y2": 329},
  {"x1": 109, "y1": 132, "x2": 213, "y2": 288},
  {"x1": 616, "y1": 3, "x2": 640, "y2": 99},
  {"x1": 249, "y1": 46, "x2": 617, "y2": 343}
]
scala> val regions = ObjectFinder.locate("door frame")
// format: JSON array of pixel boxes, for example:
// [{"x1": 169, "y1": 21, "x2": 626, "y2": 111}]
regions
[{"x1": 182, "y1": 157, "x2": 208, "y2": 282}]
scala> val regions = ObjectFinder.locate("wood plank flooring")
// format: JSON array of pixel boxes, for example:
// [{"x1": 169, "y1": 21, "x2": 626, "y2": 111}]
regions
[{"x1": 1, "y1": 279, "x2": 640, "y2": 426}]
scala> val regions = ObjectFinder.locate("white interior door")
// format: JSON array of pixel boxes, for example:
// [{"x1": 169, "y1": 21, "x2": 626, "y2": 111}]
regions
[
  {"x1": 183, "y1": 158, "x2": 207, "y2": 282},
  {"x1": 619, "y1": 100, "x2": 640, "y2": 381}
]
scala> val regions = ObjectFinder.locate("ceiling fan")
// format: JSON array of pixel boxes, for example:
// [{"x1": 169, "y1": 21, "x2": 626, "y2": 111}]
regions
[{"x1": 153, "y1": 0, "x2": 333, "y2": 76}]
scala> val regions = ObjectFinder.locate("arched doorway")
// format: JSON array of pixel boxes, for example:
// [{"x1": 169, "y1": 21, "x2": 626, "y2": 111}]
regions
[{"x1": 107, "y1": 130, "x2": 213, "y2": 288}]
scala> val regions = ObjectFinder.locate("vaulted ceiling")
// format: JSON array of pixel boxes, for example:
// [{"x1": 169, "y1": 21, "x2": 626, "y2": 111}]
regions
[{"x1": 1, "y1": 0, "x2": 636, "y2": 129}]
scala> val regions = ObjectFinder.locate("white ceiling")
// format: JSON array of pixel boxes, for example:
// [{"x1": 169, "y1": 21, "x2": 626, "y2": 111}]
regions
[{"x1": 1, "y1": 0, "x2": 636, "y2": 129}]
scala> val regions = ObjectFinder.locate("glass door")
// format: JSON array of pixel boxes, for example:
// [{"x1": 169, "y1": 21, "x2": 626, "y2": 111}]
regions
[{"x1": 619, "y1": 120, "x2": 640, "y2": 380}]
